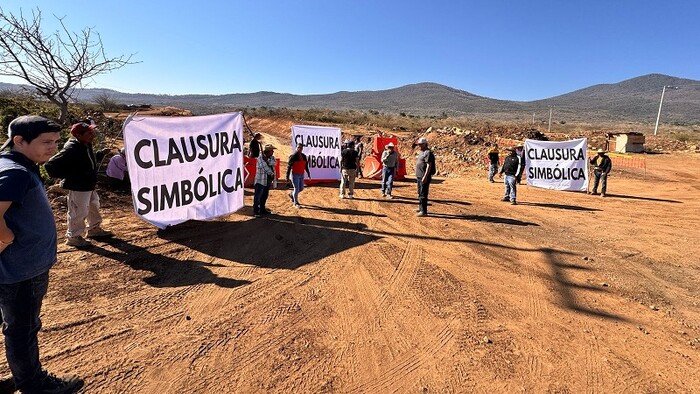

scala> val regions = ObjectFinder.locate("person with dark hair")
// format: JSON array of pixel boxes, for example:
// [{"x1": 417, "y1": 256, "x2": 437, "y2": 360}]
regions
[
  {"x1": 339, "y1": 140, "x2": 359, "y2": 199},
  {"x1": 0, "y1": 115, "x2": 84, "y2": 393},
  {"x1": 285, "y1": 144, "x2": 311, "y2": 208},
  {"x1": 354, "y1": 136, "x2": 364, "y2": 178},
  {"x1": 248, "y1": 132, "x2": 263, "y2": 158},
  {"x1": 499, "y1": 147, "x2": 523, "y2": 205},
  {"x1": 487, "y1": 144, "x2": 499, "y2": 183},
  {"x1": 44, "y1": 122, "x2": 113, "y2": 248},
  {"x1": 414, "y1": 137, "x2": 436, "y2": 216},
  {"x1": 589, "y1": 148, "x2": 612, "y2": 197}
]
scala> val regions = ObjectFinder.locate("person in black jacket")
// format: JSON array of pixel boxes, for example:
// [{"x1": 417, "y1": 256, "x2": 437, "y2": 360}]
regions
[
  {"x1": 44, "y1": 122, "x2": 113, "y2": 247},
  {"x1": 248, "y1": 132, "x2": 262, "y2": 158},
  {"x1": 589, "y1": 149, "x2": 612, "y2": 197},
  {"x1": 499, "y1": 147, "x2": 523, "y2": 205}
]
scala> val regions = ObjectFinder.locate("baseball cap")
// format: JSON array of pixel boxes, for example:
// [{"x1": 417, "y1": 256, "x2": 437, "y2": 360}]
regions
[
  {"x1": 416, "y1": 137, "x2": 428, "y2": 144},
  {"x1": 2, "y1": 115, "x2": 62, "y2": 150},
  {"x1": 70, "y1": 122, "x2": 97, "y2": 137},
  {"x1": 263, "y1": 143, "x2": 276, "y2": 151}
]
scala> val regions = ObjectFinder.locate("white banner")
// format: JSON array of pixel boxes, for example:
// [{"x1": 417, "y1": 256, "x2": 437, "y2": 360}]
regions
[
  {"x1": 123, "y1": 113, "x2": 245, "y2": 228},
  {"x1": 525, "y1": 138, "x2": 589, "y2": 192},
  {"x1": 291, "y1": 125, "x2": 342, "y2": 180}
]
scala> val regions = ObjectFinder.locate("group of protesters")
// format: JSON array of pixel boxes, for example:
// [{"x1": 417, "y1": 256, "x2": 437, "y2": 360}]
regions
[{"x1": 486, "y1": 143, "x2": 613, "y2": 204}]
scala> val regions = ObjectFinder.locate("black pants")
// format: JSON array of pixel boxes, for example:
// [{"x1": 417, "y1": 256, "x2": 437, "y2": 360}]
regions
[
  {"x1": 592, "y1": 171, "x2": 608, "y2": 194},
  {"x1": 417, "y1": 178, "x2": 431, "y2": 214},
  {"x1": 253, "y1": 183, "x2": 270, "y2": 214},
  {"x1": 0, "y1": 272, "x2": 49, "y2": 390}
]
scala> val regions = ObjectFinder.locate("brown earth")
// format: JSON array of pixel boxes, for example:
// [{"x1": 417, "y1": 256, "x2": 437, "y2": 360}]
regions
[{"x1": 2, "y1": 118, "x2": 700, "y2": 393}]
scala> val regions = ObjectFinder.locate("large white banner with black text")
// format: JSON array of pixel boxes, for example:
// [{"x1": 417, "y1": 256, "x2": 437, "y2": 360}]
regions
[
  {"x1": 525, "y1": 138, "x2": 589, "y2": 192},
  {"x1": 291, "y1": 125, "x2": 342, "y2": 181},
  {"x1": 123, "y1": 113, "x2": 245, "y2": 228}
]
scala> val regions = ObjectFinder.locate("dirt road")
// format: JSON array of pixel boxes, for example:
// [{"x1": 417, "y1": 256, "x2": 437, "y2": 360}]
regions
[{"x1": 2, "y1": 148, "x2": 699, "y2": 392}]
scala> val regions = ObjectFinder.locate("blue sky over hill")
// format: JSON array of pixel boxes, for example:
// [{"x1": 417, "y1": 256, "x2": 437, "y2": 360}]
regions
[{"x1": 1, "y1": 0, "x2": 698, "y2": 101}]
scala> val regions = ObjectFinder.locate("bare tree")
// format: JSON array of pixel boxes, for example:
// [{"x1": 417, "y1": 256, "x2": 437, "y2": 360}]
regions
[{"x1": 0, "y1": 7, "x2": 136, "y2": 124}]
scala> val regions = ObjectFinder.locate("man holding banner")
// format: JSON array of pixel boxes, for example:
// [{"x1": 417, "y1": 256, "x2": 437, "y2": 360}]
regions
[{"x1": 589, "y1": 149, "x2": 612, "y2": 197}]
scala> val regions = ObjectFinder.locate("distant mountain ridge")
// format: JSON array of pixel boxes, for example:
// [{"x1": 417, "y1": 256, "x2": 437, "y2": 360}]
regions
[{"x1": 1, "y1": 73, "x2": 698, "y2": 124}]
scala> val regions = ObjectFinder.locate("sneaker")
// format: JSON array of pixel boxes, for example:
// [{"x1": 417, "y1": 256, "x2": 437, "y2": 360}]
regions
[
  {"x1": 387, "y1": 194, "x2": 394, "y2": 199},
  {"x1": 85, "y1": 227, "x2": 113, "y2": 239},
  {"x1": 348, "y1": 194, "x2": 354, "y2": 199},
  {"x1": 65, "y1": 236, "x2": 91, "y2": 248},
  {"x1": 293, "y1": 203, "x2": 301, "y2": 209},
  {"x1": 600, "y1": 193, "x2": 606, "y2": 198},
  {"x1": 339, "y1": 194, "x2": 345, "y2": 199},
  {"x1": 501, "y1": 197, "x2": 510, "y2": 202},
  {"x1": 415, "y1": 208, "x2": 422, "y2": 212},
  {"x1": 382, "y1": 193, "x2": 386, "y2": 197},
  {"x1": 416, "y1": 211, "x2": 427, "y2": 217},
  {"x1": 34, "y1": 371, "x2": 84, "y2": 394},
  {"x1": 511, "y1": 200, "x2": 517, "y2": 205}
]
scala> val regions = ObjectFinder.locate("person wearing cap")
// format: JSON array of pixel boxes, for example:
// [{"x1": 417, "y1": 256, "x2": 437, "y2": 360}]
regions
[
  {"x1": 380, "y1": 142, "x2": 398, "y2": 198},
  {"x1": 339, "y1": 139, "x2": 359, "y2": 199},
  {"x1": 253, "y1": 143, "x2": 277, "y2": 218},
  {"x1": 44, "y1": 122, "x2": 114, "y2": 248},
  {"x1": 487, "y1": 144, "x2": 500, "y2": 183},
  {"x1": 248, "y1": 132, "x2": 263, "y2": 158},
  {"x1": 498, "y1": 147, "x2": 523, "y2": 205},
  {"x1": 0, "y1": 116, "x2": 84, "y2": 393},
  {"x1": 414, "y1": 137, "x2": 436, "y2": 216},
  {"x1": 285, "y1": 143, "x2": 312, "y2": 208},
  {"x1": 589, "y1": 148, "x2": 612, "y2": 197}
]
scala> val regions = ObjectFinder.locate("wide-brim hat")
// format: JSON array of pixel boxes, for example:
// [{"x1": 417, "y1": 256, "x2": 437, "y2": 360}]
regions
[
  {"x1": 263, "y1": 144, "x2": 276, "y2": 151},
  {"x1": 597, "y1": 148, "x2": 605, "y2": 153},
  {"x1": 416, "y1": 137, "x2": 428, "y2": 144}
]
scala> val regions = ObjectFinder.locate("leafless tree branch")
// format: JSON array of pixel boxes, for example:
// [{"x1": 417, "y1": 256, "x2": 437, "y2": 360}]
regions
[{"x1": 0, "y1": 7, "x2": 137, "y2": 124}]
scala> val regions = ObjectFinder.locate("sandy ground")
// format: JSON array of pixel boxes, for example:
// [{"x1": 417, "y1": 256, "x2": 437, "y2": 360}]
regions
[{"x1": 1, "y1": 130, "x2": 699, "y2": 393}]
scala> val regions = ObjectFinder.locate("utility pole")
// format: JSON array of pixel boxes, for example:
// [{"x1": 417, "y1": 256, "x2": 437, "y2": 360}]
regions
[
  {"x1": 532, "y1": 113, "x2": 535, "y2": 125},
  {"x1": 548, "y1": 107, "x2": 553, "y2": 133},
  {"x1": 654, "y1": 85, "x2": 677, "y2": 136}
]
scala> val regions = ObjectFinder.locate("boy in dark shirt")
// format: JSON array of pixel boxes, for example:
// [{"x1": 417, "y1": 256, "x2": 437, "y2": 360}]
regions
[{"x1": 0, "y1": 115, "x2": 84, "y2": 393}]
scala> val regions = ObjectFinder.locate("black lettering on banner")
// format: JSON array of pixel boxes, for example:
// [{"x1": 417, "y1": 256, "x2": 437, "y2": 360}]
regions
[
  {"x1": 530, "y1": 148, "x2": 585, "y2": 161},
  {"x1": 134, "y1": 139, "x2": 153, "y2": 169},
  {"x1": 528, "y1": 167, "x2": 585, "y2": 181},
  {"x1": 135, "y1": 168, "x2": 245, "y2": 215},
  {"x1": 135, "y1": 131, "x2": 243, "y2": 169}
]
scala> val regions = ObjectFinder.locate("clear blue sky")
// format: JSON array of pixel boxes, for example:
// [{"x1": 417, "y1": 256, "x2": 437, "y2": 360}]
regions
[{"x1": 1, "y1": 0, "x2": 698, "y2": 101}]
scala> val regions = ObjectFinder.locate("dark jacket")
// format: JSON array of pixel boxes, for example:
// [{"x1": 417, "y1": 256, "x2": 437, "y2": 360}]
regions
[
  {"x1": 248, "y1": 139, "x2": 261, "y2": 158},
  {"x1": 44, "y1": 138, "x2": 104, "y2": 191},
  {"x1": 285, "y1": 152, "x2": 311, "y2": 179},
  {"x1": 499, "y1": 153, "x2": 523, "y2": 177},
  {"x1": 590, "y1": 154, "x2": 612, "y2": 173}
]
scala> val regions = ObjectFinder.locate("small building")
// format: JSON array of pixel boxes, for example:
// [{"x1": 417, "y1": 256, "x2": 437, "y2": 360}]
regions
[{"x1": 607, "y1": 132, "x2": 645, "y2": 153}]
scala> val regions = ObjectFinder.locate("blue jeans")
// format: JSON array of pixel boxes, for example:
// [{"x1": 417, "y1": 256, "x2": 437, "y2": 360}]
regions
[
  {"x1": 417, "y1": 178, "x2": 431, "y2": 213},
  {"x1": 0, "y1": 271, "x2": 49, "y2": 390},
  {"x1": 291, "y1": 174, "x2": 305, "y2": 204},
  {"x1": 488, "y1": 163, "x2": 498, "y2": 182},
  {"x1": 381, "y1": 167, "x2": 395, "y2": 195},
  {"x1": 504, "y1": 175, "x2": 517, "y2": 202},
  {"x1": 253, "y1": 183, "x2": 270, "y2": 214}
]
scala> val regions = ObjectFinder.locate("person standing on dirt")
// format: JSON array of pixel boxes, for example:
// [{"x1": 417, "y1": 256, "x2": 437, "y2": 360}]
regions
[
  {"x1": 248, "y1": 132, "x2": 263, "y2": 158},
  {"x1": 44, "y1": 122, "x2": 114, "y2": 248},
  {"x1": 589, "y1": 148, "x2": 612, "y2": 197},
  {"x1": 487, "y1": 144, "x2": 499, "y2": 183},
  {"x1": 0, "y1": 115, "x2": 85, "y2": 393},
  {"x1": 285, "y1": 144, "x2": 312, "y2": 208},
  {"x1": 253, "y1": 144, "x2": 277, "y2": 218},
  {"x1": 340, "y1": 140, "x2": 359, "y2": 199},
  {"x1": 354, "y1": 136, "x2": 364, "y2": 178},
  {"x1": 380, "y1": 142, "x2": 398, "y2": 198},
  {"x1": 415, "y1": 137, "x2": 436, "y2": 216},
  {"x1": 499, "y1": 147, "x2": 523, "y2": 205}
]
